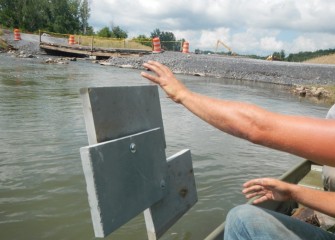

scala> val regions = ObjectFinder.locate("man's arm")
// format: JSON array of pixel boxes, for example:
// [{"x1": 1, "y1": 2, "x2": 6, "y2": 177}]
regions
[
  {"x1": 141, "y1": 61, "x2": 335, "y2": 166},
  {"x1": 243, "y1": 178, "x2": 335, "y2": 217}
]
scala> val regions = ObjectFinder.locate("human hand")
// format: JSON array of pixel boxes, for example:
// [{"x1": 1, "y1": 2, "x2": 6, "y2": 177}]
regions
[
  {"x1": 242, "y1": 178, "x2": 293, "y2": 204},
  {"x1": 141, "y1": 61, "x2": 190, "y2": 103}
]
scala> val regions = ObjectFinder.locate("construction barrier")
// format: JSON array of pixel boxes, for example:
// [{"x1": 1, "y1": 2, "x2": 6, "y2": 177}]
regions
[
  {"x1": 152, "y1": 37, "x2": 161, "y2": 53},
  {"x1": 68, "y1": 35, "x2": 75, "y2": 45},
  {"x1": 182, "y1": 41, "x2": 189, "y2": 53},
  {"x1": 14, "y1": 29, "x2": 21, "y2": 41}
]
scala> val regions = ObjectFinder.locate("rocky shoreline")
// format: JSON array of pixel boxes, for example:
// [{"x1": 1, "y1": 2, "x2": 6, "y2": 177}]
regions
[
  {"x1": 102, "y1": 51, "x2": 335, "y2": 86},
  {"x1": 101, "y1": 51, "x2": 335, "y2": 101},
  {"x1": 1, "y1": 30, "x2": 335, "y2": 102}
]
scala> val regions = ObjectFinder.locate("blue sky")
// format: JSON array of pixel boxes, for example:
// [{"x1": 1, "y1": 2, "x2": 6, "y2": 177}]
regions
[{"x1": 89, "y1": 0, "x2": 335, "y2": 56}]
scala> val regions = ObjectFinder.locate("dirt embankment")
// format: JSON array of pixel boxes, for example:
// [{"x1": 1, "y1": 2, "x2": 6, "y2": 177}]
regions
[{"x1": 304, "y1": 54, "x2": 335, "y2": 65}]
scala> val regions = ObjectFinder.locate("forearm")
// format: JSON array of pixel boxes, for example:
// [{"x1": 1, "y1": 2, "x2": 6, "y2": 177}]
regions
[
  {"x1": 290, "y1": 184, "x2": 335, "y2": 217},
  {"x1": 180, "y1": 91, "x2": 335, "y2": 166},
  {"x1": 180, "y1": 91, "x2": 267, "y2": 139}
]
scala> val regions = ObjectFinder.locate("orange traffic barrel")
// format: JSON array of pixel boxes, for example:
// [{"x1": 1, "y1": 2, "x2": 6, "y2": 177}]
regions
[
  {"x1": 68, "y1": 35, "x2": 75, "y2": 45},
  {"x1": 182, "y1": 41, "x2": 189, "y2": 53},
  {"x1": 152, "y1": 37, "x2": 161, "y2": 53},
  {"x1": 14, "y1": 29, "x2": 21, "y2": 41}
]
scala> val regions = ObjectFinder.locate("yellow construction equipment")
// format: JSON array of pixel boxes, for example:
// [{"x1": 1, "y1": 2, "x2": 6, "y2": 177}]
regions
[
  {"x1": 266, "y1": 54, "x2": 281, "y2": 61},
  {"x1": 215, "y1": 40, "x2": 233, "y2": 55}
]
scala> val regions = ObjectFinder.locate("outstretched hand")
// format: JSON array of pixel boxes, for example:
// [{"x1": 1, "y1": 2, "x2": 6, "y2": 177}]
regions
[
  {"x1": 242, "y1": 178, "x2": 293, "y2": 204},
  {"x1": 141, "y1": 61, "x2": 190, "y2": 103}
]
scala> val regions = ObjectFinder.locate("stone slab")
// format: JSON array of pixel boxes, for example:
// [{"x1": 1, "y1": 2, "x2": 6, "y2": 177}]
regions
[
  {"x1": 144, "y1": 149, "x2": 197, "y2": 240},
  {"x1": 80, "y1": 128, "x2": 167, "y2": 237},
  {"x1": 80, "y1": 86, "x2": 165, "y2": 145}
]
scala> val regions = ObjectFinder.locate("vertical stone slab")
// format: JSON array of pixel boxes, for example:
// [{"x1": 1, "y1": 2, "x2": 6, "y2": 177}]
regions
[
  {"x1": 80, "y1": 86, "x2": 165, "y2": 145},
  {"x1": 144, "y1": 149, "x2": 197, "y2": 240},
  {"x1": 80, "y1": 128, "x2": 167, "y2": 238}
]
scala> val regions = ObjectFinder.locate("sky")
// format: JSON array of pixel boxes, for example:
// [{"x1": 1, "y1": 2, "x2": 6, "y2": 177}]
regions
[{"x1": 89, "y1": 0, "x2": 335, "y2": 56}]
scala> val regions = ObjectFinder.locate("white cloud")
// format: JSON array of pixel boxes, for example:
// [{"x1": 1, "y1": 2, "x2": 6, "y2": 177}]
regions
[
  {"x1": 89, "y1": 0, "x2": 335, "y2": 55},
  {"x1": 260, "y1": 37, "x2": 284, "y2": 51}
]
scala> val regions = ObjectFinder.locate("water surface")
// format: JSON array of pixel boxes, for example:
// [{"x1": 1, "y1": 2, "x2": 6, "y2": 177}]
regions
[{"x1": 0, "y1": 55, "x2": 330, "y2": 239}]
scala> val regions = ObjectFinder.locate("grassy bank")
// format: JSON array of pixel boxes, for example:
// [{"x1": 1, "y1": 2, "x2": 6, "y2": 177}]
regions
[{"x1": 78, "y1": 35, "x2": 152, "y2": 50}]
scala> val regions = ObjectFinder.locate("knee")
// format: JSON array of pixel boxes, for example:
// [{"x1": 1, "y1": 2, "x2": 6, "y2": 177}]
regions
[
  {"x1": 224, "y1": 204, "x2": 258, "y2": 238},
  {"x1": 226, "y1": 204, "x2": 257, "y2": 225}
]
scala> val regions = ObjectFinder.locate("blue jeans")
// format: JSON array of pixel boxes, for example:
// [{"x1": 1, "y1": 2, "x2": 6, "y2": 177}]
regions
[{"x1": 224, "y1": 204, "x2": 335, "y2": 240}]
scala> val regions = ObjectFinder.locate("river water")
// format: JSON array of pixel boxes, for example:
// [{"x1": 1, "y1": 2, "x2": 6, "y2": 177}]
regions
[{"x1": 0, "y1": 55, "x2": 331, "y2": 240}]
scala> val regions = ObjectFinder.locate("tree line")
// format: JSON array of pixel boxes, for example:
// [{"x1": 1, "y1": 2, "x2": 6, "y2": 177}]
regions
[
  {"x1": 0, "y1": 0, "x2": 184, "y2": 51},
  {"x1": 0, "y1": 0, "x2": 91, "y2": 34},
  {"x1": 268, "y1": 49, "x2": 335, "y2": 62}
]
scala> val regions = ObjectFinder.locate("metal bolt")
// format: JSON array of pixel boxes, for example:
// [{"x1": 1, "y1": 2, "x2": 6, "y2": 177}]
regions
[
  {"x1": 130, "y1": 143, "x2": 136, "y2": 153},
  {"x1": 160, "y1": 179, "x2": 166, "y2": 190}
]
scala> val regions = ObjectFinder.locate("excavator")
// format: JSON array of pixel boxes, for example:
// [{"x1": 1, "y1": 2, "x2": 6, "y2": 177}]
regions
[
  {"x1": 215, "y1": 40, "x2": 234, "y2": 55},
  {"x1": 266, "y1": 54, "x2": 281, "y2": 61}
]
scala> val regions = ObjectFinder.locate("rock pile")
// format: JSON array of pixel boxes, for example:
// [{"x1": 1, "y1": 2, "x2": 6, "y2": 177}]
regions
[
  {"x1": 293, "y1": 86, "x2": 331, "y2": 99},
  {"x1": 101, "y1": 51, "x2": 335, "y2": 87},
  {"x1": 45, "y1": 57, "x2": 77, "y2": 64}
]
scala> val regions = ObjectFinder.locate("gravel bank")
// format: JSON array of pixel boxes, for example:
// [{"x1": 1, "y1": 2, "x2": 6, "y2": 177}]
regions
[{"x1": 104, "y1": 51, "x2": 335, "y2": 87}]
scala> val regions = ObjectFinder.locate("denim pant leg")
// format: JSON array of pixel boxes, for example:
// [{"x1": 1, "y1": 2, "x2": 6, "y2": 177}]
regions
[{"x1": 224, "y1": 204, "x2": 335, "y2": 240}]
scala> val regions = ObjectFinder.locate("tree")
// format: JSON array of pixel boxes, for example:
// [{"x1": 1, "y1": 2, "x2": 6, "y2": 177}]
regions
[
  {"x1": 150, "y1": 28, "x2": 179, "y2": 51},
  {"x1": 133, "y1": 34, "x2": 151, "y2": 47},
  {"x1": 280, "y1": 50, "x2": 285, "y2": 60},
  {"x1": 85, "y1": 26, "x2": 95, "y2": 35},
  {"x1": 0, "y1": 0, "x2": 91, "y2": 34},
  {"x1": 97, "y1": 26, "x2": 112, "y2": 38},
  {"x1": 111, "y1": 26, "x2": 128, "y2": 39},
  {"x1": 150, "y1": 28, "x2": 161, "y2": 38},
  {"x1": 80, "y1": 0, "x2": 90, "y2": 35}
]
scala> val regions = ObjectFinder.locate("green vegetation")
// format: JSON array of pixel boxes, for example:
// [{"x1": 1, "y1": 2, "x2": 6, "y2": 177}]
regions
[
  {"x1": 132, "y1": 34, "x2": 152, "y2": 48},
  {"x1": 78, "y1": 35, "x2": 151, "y2": 50},
  {"x1": 0, "y1": 0, "x2": 91, "y2": 34},
  {"x1": 268, "y1": 49, "x2": 335, "y2": 62},
  {"x1": 286, "y1": 49, "x2": 335, "y2": 62},
  {"x1": 0, "y1": 0, "x2": 183, "y2": 51},
  {"x1": 97, "y1": 26, "x2": 128, "y2": 39},
  {"x1": 132, "y1": 29, "x2": 184, "y2": 51},
  {"x1": 150, "y1": 28, "x2": 183, "y2": 51}
]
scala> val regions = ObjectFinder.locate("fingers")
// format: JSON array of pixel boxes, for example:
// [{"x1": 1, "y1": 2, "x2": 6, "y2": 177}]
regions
[
  {"x1": 243, "y1": 178, "x2": 265, "y2": 188},
  {"x1": 242, "y1": 178, "x2": 271, "y2": 203},
  {"x1": 142, "y1": 61, "x2": 169, "y2": 76},
  {"x1": 243, "y1": 178, "x2": 276, "y2": 189},
  {"x1": 141, "y1": 61, "x2": 171, "y2": 85},
  {"x1": 252, "y1": 195, "x2": 269, "y2": 204},
  {"x1": 243, "y1": 184, "x2": 264, "y2": 194},
  {"x1": 140, "y1": 71, "x2": 159, "y2": 84}
]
